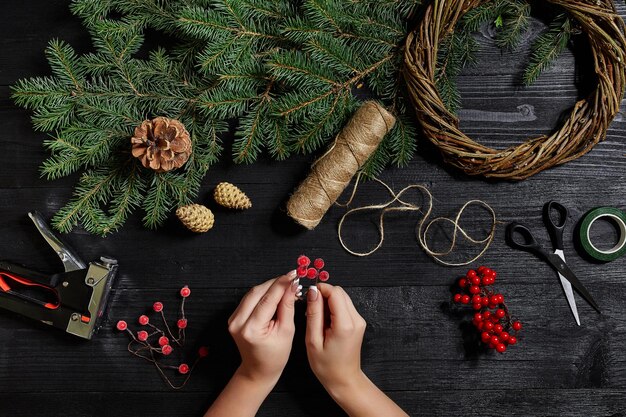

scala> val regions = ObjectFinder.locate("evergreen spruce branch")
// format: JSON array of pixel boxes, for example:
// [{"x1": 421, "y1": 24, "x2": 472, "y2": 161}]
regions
[
  {"x1": 266, "y1": 117, "x2": 289, "y2": 160},
  {"x1": 273, "y1": 53, "x2": 394, "y2": 118},
  {"x1": 523, "y1": 14, "x2": 572, "y2": 85},
  {"x1": 142, "y1": 172, "x2": 186, "y2": 229},
  {"x1": 52, "y1": 167, "x2": 120, "y2": 233},
  {"x1": 101, "y1": 163, "x2": 146, "y2": 235},
  {"x1": 290, "y1": 92, "x2": 346, "y2": 153},
  {"x1": 233, "y1": 81, "x2": 274, "y2": 163},
  {"x1": 46, "y1": 40, "x2": 85, "y2": 93},
  {"x1": 388, "y1": 114, "x2": 417, "y2": 166},
  {"x1": 495, "y1": 0, "x2": 531, "y2": 50},
  {"x1": 435, "y1": 29, "x2": 478, "y2": 113},
  {"x1": 462, "y1": 0, "x2": 509, "y2": 32}
]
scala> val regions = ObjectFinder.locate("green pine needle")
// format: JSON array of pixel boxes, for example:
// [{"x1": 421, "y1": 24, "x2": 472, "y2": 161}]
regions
[{"x1": 523, "y1": 14, "x2": 572, "y2": 86}]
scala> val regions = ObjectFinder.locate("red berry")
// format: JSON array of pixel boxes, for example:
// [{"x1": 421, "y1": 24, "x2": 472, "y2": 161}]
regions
[
  {"x1": 319, "y1": 271, "x2": 330, "y2": 282},
  {"x1": 198, "y1": 346, "x2": 209, "y2": 357},
  {"x1": 296, "y1": 266, "x2": 307, "y2": 277},
  {"x1": 180, "y1": 286, "x2": 191, "y2": 298},
  {"x1": 471, "y1": 295, "x2": 481, "y2": 304},
  {"x1": 481, "y1": 331, "x2": 491, "y2": 342},
  {"x1": 483, "y1": 311, "x2": 492, "y2": 320},
  {"x1": 508, "y1": 336, "x2": 518, "y2": 345},
  {"x1": 473, "y1": 303, "x2": 482, "y2": 311},
  {"x1": 153, "y1": 302, "x2": 163, "y2": 312},
  {"x1": 162, "y1": 345, "x2": 173, "y2": 355},
  {"x1": 478, "y1": 266, "x2": 487, "y2": 273},
  {"x1": 178, "y1": 363, "x2": 190, "y2": 374},
  {"x1": 177, "y1": 318, "x2": 188, "y2": 329},
  {"x1": 453, "y1": 294, "x2": 462, "y2": 303},
  {"x1": 471, "y1": 276, "x2": 481, "y2": 286},
  {"x1": 137, "y1": 330, "x2": 148, "y2": 341},
  {"x1": 306, "y1": 268, "x2": 318, "y2": 279},
  {"x1": 138, "y1": 315, "x2": 149, "y2": 325},
  {"x1": 116, "y1": 320, "x2": 127, "y2": 331},
  {"x1": 474, "y1": 320, "x2": 483, "y2": 330},
  {"x1": 461, "y1": 295, "x2": 471, "y2": 304},
  {"x1": 481, "y1": 296, "x2": 489, "y2": 306},
  {"x1": 313, "y1": 258, "x2": 324, "y2": 269},
  {"x1": 474, "y1": 313, "x2": 483, "y2": 322},
  {"x1": 489, "y1": 303, "x2": 498, "y2": 310},
  {"x1": 469, "y1": 285, "x2": 480, "y2": 294},
  {"x1": 495, "y1": 309, "x2": 506, "y2": 319},
  {"x1": 483, "y1": 268, "x2": 493, "y2": 276},
  {"x1": 500, "y1": 332, "x2": 510, "y2": 342},
  {"x1": 489, "y1": 342, "x2": 496, "y2": 349},
  {"x1": 483, "y1": 321, "x2": 494, "y2": 331},
  {"x1": 458, "y1": 278, "x2": 467, "y2": 288},
  {"x1": 496, "y1": 343, "x2": 507, "y2": 353},
  {"x1": 495, "y1": 294, "x2": 504, "y2": 304},
  {"x1": 490, "y1": 335, "x2": 500, "y2": 345},
  {"x1": 297, "y1": 255, "x2": 310, "y2": 267},
  {"x1": 489, "y1": 295, "x2": 499, "y2": 305},
  {"x1": 466, "y1": 270, "x2": 478, "y2": 279},
  {"x1": 494, "y1": 324, "x2": 503, "y2": 334},
  {"x1": 158, "y1": 336, "x2": 169, "y2": 346},
  {"x1": 512, "y1": 321, "x2": 523, "y2": 331},
  {"x1": 481, "y1": 276, "x2": 491, "y2": 286}
]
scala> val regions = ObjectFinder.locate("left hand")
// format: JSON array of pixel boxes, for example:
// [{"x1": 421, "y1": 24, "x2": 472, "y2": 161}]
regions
[{"x1": 227, "y1": 270, "x2": 300, "y2": 386}]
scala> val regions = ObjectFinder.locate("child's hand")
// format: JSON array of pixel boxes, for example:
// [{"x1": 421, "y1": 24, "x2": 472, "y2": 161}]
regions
[
  {"x1": 228, "y1": 270, "x2": 300, "y2": 386},
  {"x1": 304, "y1": 283, "x2": 367, "y2": 392}
]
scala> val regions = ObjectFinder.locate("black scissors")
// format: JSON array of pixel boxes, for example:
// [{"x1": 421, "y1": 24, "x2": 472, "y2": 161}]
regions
[{"x1": 506, "y1": 201, "x2": 601, "y2": 315}]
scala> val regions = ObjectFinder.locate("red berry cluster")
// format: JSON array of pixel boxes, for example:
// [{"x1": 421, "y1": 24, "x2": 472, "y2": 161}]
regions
[
  {"x1": 295, "y1": 255, "x2": 330, "y2": 299},
  {"x1": 452, "y1": 266, "x2": 523, "y2": 353},
  {"x1": 116, "y1": 285, "x2": 208, "y2": 389}
]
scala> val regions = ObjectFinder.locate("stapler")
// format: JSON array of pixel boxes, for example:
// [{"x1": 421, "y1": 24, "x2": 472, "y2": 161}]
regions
[{"x1": 0, "y1": 212, "x2": 118, "y2": 339}]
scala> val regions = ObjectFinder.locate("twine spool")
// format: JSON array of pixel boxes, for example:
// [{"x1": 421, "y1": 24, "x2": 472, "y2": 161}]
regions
[{"x1": 287, "y1": 101, "x2": 396, "y2": 229}]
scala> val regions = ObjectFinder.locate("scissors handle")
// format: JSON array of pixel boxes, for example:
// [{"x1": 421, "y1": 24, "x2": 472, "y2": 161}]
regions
[
  {"x1": 543, "y1": 201, "x2": 568, "y2": 251},
  {"x1": 505, "y1": 222, "x2": 547, "y2": 257}
]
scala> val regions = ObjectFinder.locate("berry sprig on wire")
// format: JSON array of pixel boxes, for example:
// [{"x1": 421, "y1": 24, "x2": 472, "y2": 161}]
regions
[
  {"x1": 453, "y1": 266, "x2": 523, "y2": 353},
  {"x1": 295, "y1": 255, "x2": 330, "y2": 299},
  {"x1": 115, "y1": 285, "x2": 209, "y2": 389}
]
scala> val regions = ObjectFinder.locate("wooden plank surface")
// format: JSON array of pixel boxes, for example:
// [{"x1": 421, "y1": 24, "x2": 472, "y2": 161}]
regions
[{"x1": 1, "y1": 1, "x2": 626, "y2": 416}]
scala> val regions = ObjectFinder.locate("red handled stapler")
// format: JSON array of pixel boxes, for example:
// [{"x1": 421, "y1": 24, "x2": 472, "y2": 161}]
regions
[{"x1": 0, "y1": 212, "x2": 118, "y2": 339}]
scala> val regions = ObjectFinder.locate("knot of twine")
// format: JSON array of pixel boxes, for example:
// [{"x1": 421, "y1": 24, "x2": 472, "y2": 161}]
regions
[
  {"x1": 287, "y1": 101, "x2": 396, "y2": 229},
  {"x1": 337, "y1": 175, "x2": 497, "y2": 266}
]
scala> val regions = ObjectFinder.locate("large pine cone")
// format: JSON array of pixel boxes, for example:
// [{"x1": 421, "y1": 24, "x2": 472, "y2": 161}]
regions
[{"x1": 131, "y1": 117, "x2": 192, "y2": 172}]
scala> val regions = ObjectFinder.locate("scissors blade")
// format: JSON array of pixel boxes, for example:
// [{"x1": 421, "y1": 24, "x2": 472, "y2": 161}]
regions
[
  {"x1": 544, "y1": 252, "x2": 601, "y2": 314},
  {"x1": 554, "y1": 249, "x2": 580, "y2": 325}
]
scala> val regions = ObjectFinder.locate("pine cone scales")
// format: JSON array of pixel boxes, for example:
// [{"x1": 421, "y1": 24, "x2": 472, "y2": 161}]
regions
[
  {"x1": 131, "y1": 117, "x2": 192, "y2": 172},
  {"x1": 214, "y1": 182, "x2": 252, "y2": 209},
  {"x1": 176, "y1": 204, "x2": 214, "y2": 233}
]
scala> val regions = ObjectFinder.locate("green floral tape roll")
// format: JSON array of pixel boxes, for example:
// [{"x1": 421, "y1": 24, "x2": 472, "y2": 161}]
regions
[{"x1": 579, "y1": 207, "x2": 626, "y2": 262}]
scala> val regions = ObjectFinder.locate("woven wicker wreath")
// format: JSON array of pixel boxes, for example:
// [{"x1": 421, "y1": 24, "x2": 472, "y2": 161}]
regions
[{"x1": 404, "y1": 0, "x2": 626, "y2": 180}]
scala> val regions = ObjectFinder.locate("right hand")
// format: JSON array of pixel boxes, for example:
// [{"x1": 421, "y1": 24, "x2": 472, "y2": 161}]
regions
[{"x1": 305, "y1": 283, "x2": 367, "y2": 391}]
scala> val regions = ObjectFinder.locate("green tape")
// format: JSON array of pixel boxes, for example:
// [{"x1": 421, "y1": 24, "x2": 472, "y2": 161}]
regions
[{"x1": 579, "y1": 207, "x2": 626, "y2": 262}]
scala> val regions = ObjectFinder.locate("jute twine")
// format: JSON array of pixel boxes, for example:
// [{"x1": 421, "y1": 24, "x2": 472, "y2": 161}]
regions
[
  {"x1": 403, "y1": 0, "x2": 626, "y2": 180},
  {"x1": 287, "y1": 101, "x2": 396, "y2": 229},
  {"x1": 338, "y1": 175, "x2": 497, "y2": 266}
]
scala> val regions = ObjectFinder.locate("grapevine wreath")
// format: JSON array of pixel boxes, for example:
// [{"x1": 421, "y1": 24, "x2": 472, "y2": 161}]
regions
[{"x1": 404, "y1": 0, "x2": 626, "y2": 180}]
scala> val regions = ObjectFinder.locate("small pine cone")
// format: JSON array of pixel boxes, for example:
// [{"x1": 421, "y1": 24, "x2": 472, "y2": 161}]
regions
[
  {"x1": 131, "y1": 117, "x2": 192, "y2": 172},
  {"x1": 176, "y1": 204, "x2": 214, "y2": 233},
  {"x1": 214, "y1": 182, "x2": 252, "y2": 210}
]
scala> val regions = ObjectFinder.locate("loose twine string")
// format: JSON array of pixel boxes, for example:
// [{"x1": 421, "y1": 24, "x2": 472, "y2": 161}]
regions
[{"x1": 337, "y1": 174, "x2": 498, "y2": 266}]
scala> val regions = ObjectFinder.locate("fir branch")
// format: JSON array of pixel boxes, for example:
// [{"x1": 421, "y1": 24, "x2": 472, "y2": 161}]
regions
[
  {"x1": 495, "y1": 1, "x2": 531, "y2": 50},
  {"x1": 523, "y1": 14, "x2": 572, "y2": 85}
]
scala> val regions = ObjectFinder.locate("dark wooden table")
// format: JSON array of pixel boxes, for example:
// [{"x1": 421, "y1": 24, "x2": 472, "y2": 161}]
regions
[{"x1": 1, "y1": 1, "x2": 625, "y2": 416}]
